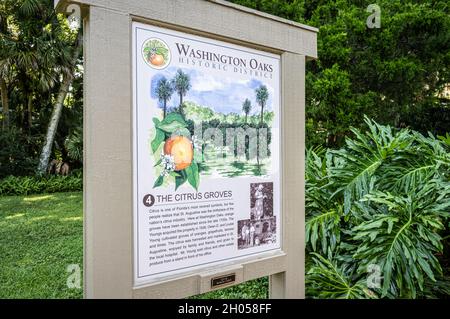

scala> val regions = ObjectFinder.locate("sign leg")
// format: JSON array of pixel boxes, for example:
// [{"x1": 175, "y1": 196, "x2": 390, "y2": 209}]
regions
[{"x1": 268, "y1": 52, "x2": 306, "y2": 299}]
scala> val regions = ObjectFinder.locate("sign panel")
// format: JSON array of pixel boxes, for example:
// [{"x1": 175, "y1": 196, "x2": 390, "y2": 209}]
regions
[{"x1": 132, "y1": 22, "x2": 281, "y2": 285}]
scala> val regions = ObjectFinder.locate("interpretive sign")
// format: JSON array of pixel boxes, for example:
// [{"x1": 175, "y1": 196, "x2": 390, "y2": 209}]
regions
[
  {"x1": 56, "y1": 0, "x2": 317, "y2": 298},
  {"x1": 133, "y1": 22, "x2": 281, "y2": 284}
]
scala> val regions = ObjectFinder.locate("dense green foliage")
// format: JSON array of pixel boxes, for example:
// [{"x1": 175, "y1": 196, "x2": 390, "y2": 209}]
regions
[
  {"x1": 0, "y1": 127, "x2": 39, "y2": 177},
  {"x1": 305, "y1": 118, "x2": 450, "y2": 298},
  {"x1": 0, "y1": 172, "x2": 82, "y2": 195},
  {"x1": 231, "y1": 0, "x2": 450, "y2": 147},
  {"x1": 1, "y1": 0, "x2": 83, "y2": 172}
]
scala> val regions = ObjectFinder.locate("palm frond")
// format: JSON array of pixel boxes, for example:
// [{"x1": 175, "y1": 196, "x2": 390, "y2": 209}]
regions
[
  {"x1": 18, "y1": 0, "x2": 42, "y2": 17},
  {"x1": 65, "y1": 129, "x2": 83, "y2": 162}
]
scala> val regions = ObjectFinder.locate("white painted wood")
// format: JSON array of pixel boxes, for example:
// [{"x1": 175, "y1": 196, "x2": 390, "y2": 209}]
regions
[
  {"x1": 83, "y1": 6, "x2": 133, "y2": 298},
  {"x1": 55, "y1": 0, "x2": 317, "y2": 57},
  {"x1": 270, "y1": 52, "x2": 306, "y2": 298}
]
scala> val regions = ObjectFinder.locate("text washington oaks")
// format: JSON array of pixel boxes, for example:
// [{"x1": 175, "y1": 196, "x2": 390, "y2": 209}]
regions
[
  {"x1": 176, "y1": 42, "x2": 274, "y2": 79},
  {"x1": 176, "y1": 43, "x2": 273, "y2": 72}
]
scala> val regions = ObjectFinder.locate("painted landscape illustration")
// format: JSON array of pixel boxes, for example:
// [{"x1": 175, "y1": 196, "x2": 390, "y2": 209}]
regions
[{"x1": 149, "y1": 67, "x2": 276, "y2": 190}]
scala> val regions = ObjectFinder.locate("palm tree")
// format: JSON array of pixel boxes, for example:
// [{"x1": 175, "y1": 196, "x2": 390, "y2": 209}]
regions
[
  {"x1": 156, "y1": 77, "x2": 174, "y2": 119},
  {"x1": 172, "y1": 69, "x2": 191, "y2": 116},
  {"x1": 1, "y1": 0, "x2": 72, "y2": 131},
  {"x1": 242, "y1": 98, "x2": 252, "y2": 123},
  {"x1": 37, "y1": 30, "x2": 82, "y2": 175},
  {"x1": 255, "y1": 85, "x2": 269, "y2": 125}
]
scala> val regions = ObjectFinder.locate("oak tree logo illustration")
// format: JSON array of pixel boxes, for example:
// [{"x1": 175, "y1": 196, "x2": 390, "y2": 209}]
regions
[{"x1": 142, "y1": 38, "x2": 171, "y2": 69}]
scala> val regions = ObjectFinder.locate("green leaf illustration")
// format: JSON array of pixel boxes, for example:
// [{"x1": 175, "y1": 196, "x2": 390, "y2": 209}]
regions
[
  {"x1": 185, "y1": 162, "x2": 199, "y2": 191},
  {"x1": 151, "y1": 128, "x2": 165, "y2": 153},
  {"x1": 155, "y1": 47, "x2": 168, "y2": 60},
  {"x1": 161, "y1": 113, "x2": 187, "y2": 127},
  {"x1": 155, "y1": 113, "x2": 187, "y2": 133},
  {"x1": 175, "y1": 170, "x2": 187, "y2": 190},
  {"x1": 153, "y1": 158, "x2": 162, "y2": 167},
  {"x1": 157, "y1": 121, "x2": 186, "y2": 133},
  {"x1": 173, "y1": 127, "x2": 191, "y2": 138},
  {"x1": 143, "y1": 40, "x2": 169, "y2": 61},
  {"x1": 153, "y1": 175, "x2": 164, "y2": 188},
  {"x1": 169, "y1": 171, "x2": 181, "y2": 178}
]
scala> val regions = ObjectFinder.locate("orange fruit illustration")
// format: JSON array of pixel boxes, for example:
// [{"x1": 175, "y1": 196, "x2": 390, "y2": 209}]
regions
[
  {"x1": 150, "y1": 54, "x2": 165, "y2": 66},
  {"x1": 163, "y1": 135, "x2": 193, "y2": 171}
]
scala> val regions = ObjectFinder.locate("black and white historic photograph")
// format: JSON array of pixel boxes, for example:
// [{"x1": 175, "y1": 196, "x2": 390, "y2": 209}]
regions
[
  {"x1": 237, "y1": 217, "x2": 276, "y2": 250},
  {"x1": 250, "y1": 182, "x2": 273, "y2": 220}
]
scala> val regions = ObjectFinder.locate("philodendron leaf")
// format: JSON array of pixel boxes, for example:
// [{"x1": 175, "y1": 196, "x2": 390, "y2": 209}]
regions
[
  {"x1": 151, "y1": 128, "x2": 165, "y2": 153},
  {"x1": 153, "y1": 175, "x2": 164, "y2": 188},
  {"x1": 175, "y1": 170, "x2": 187, "y2": 190},
  {"x1": 185, "y1": 162, "x2": 199, "y2": 191}
]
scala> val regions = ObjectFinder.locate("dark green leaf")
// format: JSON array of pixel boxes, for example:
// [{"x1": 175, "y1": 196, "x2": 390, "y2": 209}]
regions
[
  {"x1": 153, "y1": 175, "x2": 164, "y2": 188},
  {"x1": 185, "y1": 162, "x2": 199, "y2": 191}
]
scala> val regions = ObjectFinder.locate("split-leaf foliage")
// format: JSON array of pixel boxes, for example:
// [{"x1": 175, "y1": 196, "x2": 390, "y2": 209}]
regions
[{"x1": 306, "y1": 117, "x2": 450, "y2": 298}]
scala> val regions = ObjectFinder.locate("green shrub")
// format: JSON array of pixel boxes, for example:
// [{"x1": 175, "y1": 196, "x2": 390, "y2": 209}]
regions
[
  {"x1": 0, "y1": 172, "x2": 82, "y2": 196},
  {"x1": 0, "y1": 128, "x2": 39, "y2": 178},
  {"x1": 305, "y1": 117, "x2": 450, "y2": 299}
]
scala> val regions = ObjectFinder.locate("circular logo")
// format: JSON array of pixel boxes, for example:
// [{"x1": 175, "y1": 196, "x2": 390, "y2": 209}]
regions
[{"x1": 142, "y1": 38, "x2": 171, "y2": 69}]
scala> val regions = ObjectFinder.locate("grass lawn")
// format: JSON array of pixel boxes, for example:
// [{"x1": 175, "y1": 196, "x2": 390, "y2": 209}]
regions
[
  {"x1": 0, "y1": 192, "x2": 267, "y2": 299},
  {"x1": 0, "y1": 192, "x2": 83, "y2": 298}
]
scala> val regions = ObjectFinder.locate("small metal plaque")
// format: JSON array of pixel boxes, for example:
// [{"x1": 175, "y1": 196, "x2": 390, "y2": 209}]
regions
[{"x1": 211, "y1": 273, "x2": 236, "y2": 288}]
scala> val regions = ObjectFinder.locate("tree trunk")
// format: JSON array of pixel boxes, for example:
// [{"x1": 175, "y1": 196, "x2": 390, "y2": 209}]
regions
[
  {"x1": 37, "y1": 32, "x2": 82, "y2": 175},
  {"x1": 179, "y1": 93, "x2": 184, "y2": 117},
  {"x1": 260, "y1": 103, "x2": 264, "y2": 124},
  {"x1": 37, "y1": 75, "x2": 72, "y2": 174},
  {"x1": 0, "y1": 77, "x2": 9, "y2": 130},
  {"x1": 20, "y1": 104, "x2": 25, "y2": 131},
  {"x1": 163, "y1": 100, "x2": 167, "y2": 118},
  {"x1": 327, "y1": 133, "x2": 337, "y2": 147},
  {"x1": 245, "y1": 113, "x2": 248, "y2": 123}
]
